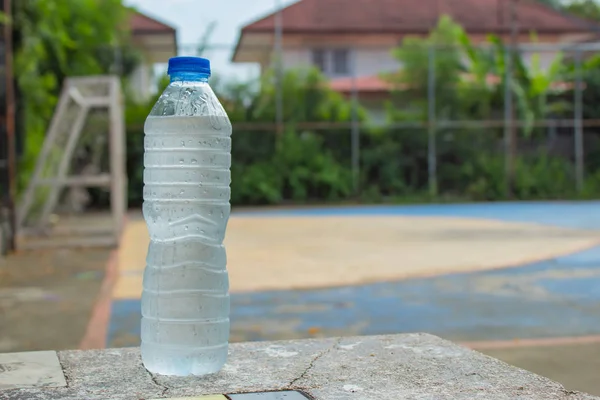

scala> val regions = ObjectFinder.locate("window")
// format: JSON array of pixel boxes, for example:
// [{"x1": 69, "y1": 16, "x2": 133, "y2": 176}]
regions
[
  {"x1": 311, "y1": 48, "x2": 351, "y2": 76},
  {"x1": 332, "y1": 49, "x2": 349, "y2": 75},
  {"x1": 312, "y1": 49, "x2": 326, "y2": 73}
]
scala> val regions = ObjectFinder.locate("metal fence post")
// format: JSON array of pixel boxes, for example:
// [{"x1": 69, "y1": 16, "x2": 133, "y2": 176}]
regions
[
  {"x1": 351, "y1": 48, "x2": 360, "y2": 196},
  {"x1": 274, "y1": 0, "x2": 284, "y2": 136},
  {"x1": 574, "y1": 49, "x2": 584, "y2": 193},
  {"x1": 427, "y1": 45, "x2": 437, "y2": 197},
  {"x1": 4, "y1": 0, "x2": 16, "y2": 250},
  {"x1": 503, "y1": 45, "x2": 513, "y2": 198}
]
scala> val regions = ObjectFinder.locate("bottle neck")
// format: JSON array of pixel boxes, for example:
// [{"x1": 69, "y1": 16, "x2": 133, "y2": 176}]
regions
[{"x1": 170, "y1": 72, "x2": 210, "y2": 83}]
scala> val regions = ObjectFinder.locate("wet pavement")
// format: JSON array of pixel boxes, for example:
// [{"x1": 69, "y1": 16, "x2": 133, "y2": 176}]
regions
[
  {"x1": 483, "y1": 342, "x2": 600, "y2": 396},
  {"x1": 0, "y1": 247, "x2": 110, "y2": 352}
]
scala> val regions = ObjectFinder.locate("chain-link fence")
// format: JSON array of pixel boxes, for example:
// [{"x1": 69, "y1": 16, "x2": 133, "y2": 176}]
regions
[{"x1": 134, "y1": 40, "x2": 600, "y2": 204}]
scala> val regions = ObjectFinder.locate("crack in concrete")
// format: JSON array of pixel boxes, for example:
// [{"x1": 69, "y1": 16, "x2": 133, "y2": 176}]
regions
[
  {"x1": 563, "y1": 388, "x2": 590, "y2": 399},
  {"x1": 289, "y1": 337, "x2": 342, "y2": 388},
  {"x1": 145, "y1": 368, "x2": 169, "y2": 397},
  {"x1": 57, "y1": 356, "x2": 70, "y2": 388}
]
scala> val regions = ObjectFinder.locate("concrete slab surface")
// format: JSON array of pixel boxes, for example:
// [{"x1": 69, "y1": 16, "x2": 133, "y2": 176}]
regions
[
  {"x1": 1, "y1": 334, "x2": 598, "y2": 400},
  {"x1": 0, "y1": 351, "x2": 66, "y2": 390}
]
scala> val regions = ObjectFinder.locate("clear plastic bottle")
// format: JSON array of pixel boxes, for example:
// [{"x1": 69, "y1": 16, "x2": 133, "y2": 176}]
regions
[{"x1": 141, "y1": 57, "x2": 231, "y2": 376}]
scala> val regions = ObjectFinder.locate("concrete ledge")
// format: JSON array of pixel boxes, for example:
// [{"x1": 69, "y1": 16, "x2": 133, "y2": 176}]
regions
[{"x1": 2, "y1": 334, "x2": 598, "y2": 400}]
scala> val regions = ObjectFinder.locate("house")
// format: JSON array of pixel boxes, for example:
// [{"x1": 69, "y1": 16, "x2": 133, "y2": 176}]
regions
[
  {"x1": 128, "y1": 11, "x2": 178, "y2": 100},
  {"x1": 232, "y1": 0, "x2": 599, "y2": 121}
]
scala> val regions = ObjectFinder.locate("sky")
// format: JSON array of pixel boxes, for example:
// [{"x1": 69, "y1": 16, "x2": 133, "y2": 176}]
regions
[{"x1": 125, "y1": 0, "x2": 298, "y2": 80}]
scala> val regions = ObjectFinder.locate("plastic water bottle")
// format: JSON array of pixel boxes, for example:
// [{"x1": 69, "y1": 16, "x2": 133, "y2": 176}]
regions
[{"x1": 141, "y1": 57, "x2": 231, "y2": 376}]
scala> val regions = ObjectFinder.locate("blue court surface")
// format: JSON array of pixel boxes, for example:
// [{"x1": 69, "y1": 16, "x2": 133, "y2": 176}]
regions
[{"x1": 107, "y1": 201, "x2": 600, "y2": 347}]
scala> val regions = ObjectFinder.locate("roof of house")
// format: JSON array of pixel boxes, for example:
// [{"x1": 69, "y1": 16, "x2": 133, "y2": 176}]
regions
[
  {"x1": 129, "y1": 10, "x2": 176, "y2": 34},
  {"x1": 127, "y1": 10, "x2": 178, "y2": 63},
  {"x1": 241, "y1": 0, "x2": 598, "y2": 35}
]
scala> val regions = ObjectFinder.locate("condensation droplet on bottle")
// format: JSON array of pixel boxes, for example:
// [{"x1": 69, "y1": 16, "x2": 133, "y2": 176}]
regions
[
  {"x1": 184, "y1": 225, "x2": 189, "y2": 231},
  {"x1": 181, "y1": 140, "x2": 186, "y2": 147},
  {"x1": 191, "y1": 159, "x2": 198, "y2": 164},
  {"x1": 220, "y1": 211, "x2": 224, "y2": 219},
  {"x1": 179, "y1": 158, "x2": 185, "y2": 164},
  {"x1": 180, "y1": 189, "x2": 185, "y2": 195}
]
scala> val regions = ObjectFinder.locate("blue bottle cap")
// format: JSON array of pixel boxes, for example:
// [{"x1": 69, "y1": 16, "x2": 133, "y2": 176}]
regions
[{"x1": 167, "y1": 57, "x2": 211, "y2": 76}]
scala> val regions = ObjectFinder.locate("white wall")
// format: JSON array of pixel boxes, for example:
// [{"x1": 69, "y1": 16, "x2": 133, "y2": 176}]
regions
[
  {"x1": 520, "y1": 49, "x2": 561, "y2": 71},
  {"x1": 129, "y1": 63, "x2": 152, "y2": 102},
  {"x1": 353, "y1": 48, "x2": 400, "y2": 76},
  {"x1": 282, "y1": 48, "x2": 311, "y2": 70},
  {"x1": 280, "y1": 47, "x2": 400, "y2": 77}
]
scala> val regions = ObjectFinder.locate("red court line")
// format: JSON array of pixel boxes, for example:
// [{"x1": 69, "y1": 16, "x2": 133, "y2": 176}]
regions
[
  {"x1": 461, "y1": 335, "x2": 600, "y2": 350},
  {"x1": 79, "y1": 219, "x2": 127, "y2": 350}
]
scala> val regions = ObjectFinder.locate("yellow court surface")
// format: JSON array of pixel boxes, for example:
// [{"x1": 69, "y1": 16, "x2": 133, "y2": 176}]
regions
[{"x1": 112, "y1": 213, "x2": 600, "y2": 299}]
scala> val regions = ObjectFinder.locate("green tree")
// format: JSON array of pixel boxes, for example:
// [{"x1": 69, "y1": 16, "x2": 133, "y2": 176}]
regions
[
  {"x1": 460, "y1": 33, "x2": 568, "y2": 137},
  {"x1": 12, "y1": 0, "x2": 140, "y2": 188},
  {"x1": 385, "y1": 15, "x2": 465, "y2": 122},
  {"x1": 563, "y1": 0, "x2": 600, "y2": 22},
  {"x1": 227, "y1": 68, "x2": 359, "y2": 204},
  {"x1": 537, "y1": 0, "x2": 563, "y2": 8},
  {"x1": 379, "y1": 15, "x2": 575, "y2": 200},
  {"x1": 456, "y1": 32, "x2": 573, "y2": 199},
  {"x1": 377, "y1": 16, "x2": 473, "y2": 198}
]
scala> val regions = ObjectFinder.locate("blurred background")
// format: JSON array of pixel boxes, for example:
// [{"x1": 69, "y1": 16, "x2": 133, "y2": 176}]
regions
[{"x1": 3, "y1": 0, "x2": 600, "y2": 395}]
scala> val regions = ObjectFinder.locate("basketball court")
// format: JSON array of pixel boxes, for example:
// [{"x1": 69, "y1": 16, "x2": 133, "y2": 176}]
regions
[{"x1": 102, "y1": 202, "x2": 600, "y2": 348}]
